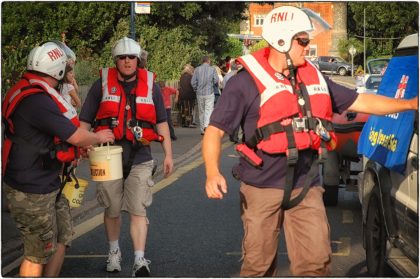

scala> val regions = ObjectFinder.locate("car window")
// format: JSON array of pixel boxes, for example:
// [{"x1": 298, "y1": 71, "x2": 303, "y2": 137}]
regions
[
  {"x1": 335, "y1": 57, "x2": 346, "y2": 63},
  {"x1": 320, "y1": 56, "x2": 329, "y2": 62},
  {"x1": 366, "y1": 76, "x2": 383, "y2": 90}
]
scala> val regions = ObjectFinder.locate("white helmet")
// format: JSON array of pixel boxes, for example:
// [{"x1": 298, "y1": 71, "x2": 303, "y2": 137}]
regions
[
  {"x1": 112, "y1": 37, "x2": 141, "y2": 60},
  {"x1": 262, "y1": 6, "x2": 330, "y2": 53},
  {"x1": 54, "y1": 40, "x2": 76, "y2": 64},
  {"x1": 27, "y1": 41, "x2": 68, "y2": 80}
]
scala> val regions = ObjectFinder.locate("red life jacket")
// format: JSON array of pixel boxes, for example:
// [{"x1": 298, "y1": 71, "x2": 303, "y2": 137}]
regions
[
  {"x1": 237, "y1": 47, "x2": 337, "y2": 157},
  {"x1": 2, "y1": 72, "x2": 80, "y2": 174},
  {"x1": 94, "y1": 67, "x2": 162, "y2": 143}
]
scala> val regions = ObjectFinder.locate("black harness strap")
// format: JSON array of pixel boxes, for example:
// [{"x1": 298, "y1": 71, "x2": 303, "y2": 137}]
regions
[
  {"x1": 245, "y1": 118, "x2": 333, "y2": 149},
  {"x1": 123, "y1": 83, "x2": 142, "y2": 179},
  {"x1": 93, "y1": 118, "x2": 154, "y2": 129},
  {"x1": 281, "y1": 154, "x2": 319, "y2": 210},
  {"x1": 281, "y1": 124, "x2": 298, "y2": 209}
]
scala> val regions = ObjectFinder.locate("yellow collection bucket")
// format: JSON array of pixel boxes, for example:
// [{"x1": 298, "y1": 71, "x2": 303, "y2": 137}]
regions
[
  {"x1": 62, "y1": 176, "x2": 89, "y2": 208},
  {"x1": 88, "y1": 143, "x2": 123, "y2": 181}
]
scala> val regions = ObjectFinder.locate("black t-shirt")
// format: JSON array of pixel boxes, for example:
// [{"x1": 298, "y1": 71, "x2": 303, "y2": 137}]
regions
[
  {"x1": 4, "y1": 94, "x2": 78, "y2": 194},
  {"x1": 79, "y1": 78, "x2": 167, "y2": 166},
  {"x1": 209, "y1": 70, "x2": 358, "y2": 189}
]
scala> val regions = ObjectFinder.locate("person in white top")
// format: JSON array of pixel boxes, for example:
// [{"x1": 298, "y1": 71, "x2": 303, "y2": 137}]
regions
[{"x1": 60, "y1": 65, "x2": 81, "y2": 109}]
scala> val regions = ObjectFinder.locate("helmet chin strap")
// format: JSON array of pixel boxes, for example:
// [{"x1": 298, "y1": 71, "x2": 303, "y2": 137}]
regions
[
  {"x1": 56, "y1": 79, "x2": 64, "y2": 90},
  {"x1": 285, "y1": 52, "x2": 297, "y2": 88}
]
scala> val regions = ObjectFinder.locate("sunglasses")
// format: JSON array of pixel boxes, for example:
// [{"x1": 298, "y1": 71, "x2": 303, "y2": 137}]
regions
[
  {"x1": 295, "y1": 37, "x2": 311, "y2": 47},
  {"x1": 118, "y1": 55, "x2": 137, "y2": 60}
]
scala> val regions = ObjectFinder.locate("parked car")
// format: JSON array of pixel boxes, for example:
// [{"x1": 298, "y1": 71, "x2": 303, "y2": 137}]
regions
[
  {"x1": 312, "y1": 55, "x2": 353, "y2": 76},
  {"x1": 358, "y1": 33, "x2": 418, "y2": 277},
  {"x1": 356, "y1": 58, "x2": 390, "y2": 94},
  {"x1": 356, "y1": 75, "x2": 384, "y2": 94}
]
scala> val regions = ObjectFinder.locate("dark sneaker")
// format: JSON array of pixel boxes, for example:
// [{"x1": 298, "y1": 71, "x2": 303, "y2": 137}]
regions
[{"x1": 132, "y1": 257, "x2": 151, "y2": 277}]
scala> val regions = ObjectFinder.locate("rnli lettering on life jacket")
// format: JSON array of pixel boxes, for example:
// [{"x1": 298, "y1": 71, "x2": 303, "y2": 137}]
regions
[
  {"x1": 237, "y1": 47, "x2": 336, "y2": 154},
  {"x1": 2, "y1": 72, "x2": 80, "y2": 173},
  {"x1": 95, "y1": 67, "x2": 158, "y2": 142}
]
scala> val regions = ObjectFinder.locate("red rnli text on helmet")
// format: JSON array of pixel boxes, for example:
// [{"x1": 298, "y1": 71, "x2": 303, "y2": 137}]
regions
[
  {"x1": 47, "y1": 48, "x2": 65, "y2": 61},
  {"x1": 270, "y1": 12, "x2": 295, "y2": 23}
]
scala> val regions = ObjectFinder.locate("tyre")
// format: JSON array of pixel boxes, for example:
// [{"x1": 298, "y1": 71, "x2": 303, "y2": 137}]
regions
[
  {"x1": 338, "y1": 67, "x2": 348, "y2": 76},
  {"x1": 365, "y1": 187, "x2": 388, "y2": 276},
  {"x1": 323, "y1": 185, "x2": 339, "y2": 206},
  {"x1": 322, "y1": 151, "x2": 339, "y2": 206}
]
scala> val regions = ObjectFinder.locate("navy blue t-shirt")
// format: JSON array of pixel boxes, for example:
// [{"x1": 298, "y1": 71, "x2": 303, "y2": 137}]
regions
[
  {"x1": 4, "y1": 93, "x2": 78, "y2": 194},
  {"x1": 210, "y1": 70, "x2": 358, "y2": 189},
  {"x1": 79, "y1": 78, "x2": 167, "y2": 166}
]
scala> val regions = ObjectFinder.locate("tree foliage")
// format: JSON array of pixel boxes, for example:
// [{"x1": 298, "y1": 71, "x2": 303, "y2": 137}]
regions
[
  {"x1": 348, "y1": 2, "x2": 418, "y2": 60},
  {"x1": 1, "y1": 2, "x2": 247, "y2": 95},
  {"x1": 2, "y1": 2, "x2": 417, "y2": 95}
]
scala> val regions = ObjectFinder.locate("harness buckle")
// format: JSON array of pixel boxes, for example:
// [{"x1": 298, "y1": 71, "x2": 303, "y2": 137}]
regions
[
  {"x1": 292, "y1": 117, "x2": 308, "y2": 132},
  {"x1": 285, "y1": 148, "x2": 298, "y2": 165},
  {"x1": 132, "y1": 126, "x2": 143, "y2": 141},
  {"x1": 110, "y1": 118, "x2": 119, "y2": 128}
]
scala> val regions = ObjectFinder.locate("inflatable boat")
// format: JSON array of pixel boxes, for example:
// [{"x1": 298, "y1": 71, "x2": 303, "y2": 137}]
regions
[{"x1": 332, "y1": 111, "x2": 370, "y2": 160}]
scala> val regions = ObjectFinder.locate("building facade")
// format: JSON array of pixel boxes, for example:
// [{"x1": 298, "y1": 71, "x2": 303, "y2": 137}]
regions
[{"x1": 240, "y1": 2, "x2": 347, "y2": 57}]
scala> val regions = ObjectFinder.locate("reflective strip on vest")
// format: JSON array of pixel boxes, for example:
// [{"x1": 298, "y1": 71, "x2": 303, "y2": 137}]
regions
[
  {"x1": 101, "y1": 68, "x2": 122, "y2": 103},
  {"x1": 136, "y1": 71, "x2": 154, "y2": 105},
  {"x1": 28, "y1": 78, "x2": 78, "y2": 121},
  {"x1": 240, "y1": 55, "x2": 294, "y2": 106},
  {"x1": 304, "y1": 61, "x2": 329, "y2": 96}
]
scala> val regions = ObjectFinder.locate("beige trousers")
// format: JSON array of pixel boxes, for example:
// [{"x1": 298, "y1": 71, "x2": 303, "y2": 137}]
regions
[{"x1": 239, "y1": 183, "x2": 332, "y2": 277}]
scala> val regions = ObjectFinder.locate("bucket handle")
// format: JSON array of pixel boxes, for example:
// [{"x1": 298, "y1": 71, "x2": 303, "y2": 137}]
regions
[{"x1": 99, "y1": 142, "x2": 112, "y2": 160}]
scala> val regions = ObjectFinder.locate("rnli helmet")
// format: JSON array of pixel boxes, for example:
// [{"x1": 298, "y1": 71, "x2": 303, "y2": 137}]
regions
[
  {"x1": 112, "y1": 37, "x2": 141, "y2": 60},
  {"x1": 27, "y1": 41, "x2": 68, "y2": 80},
  {"x1": 262, "y1": 6, "x2": 331, "y2": 53}
]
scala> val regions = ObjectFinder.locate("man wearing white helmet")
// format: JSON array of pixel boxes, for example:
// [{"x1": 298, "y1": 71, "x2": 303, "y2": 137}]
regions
[
  {"x1": 80, "y1": 37, "x2": 173, "y2": 277},
  {"x1": 2, "y1": 41, "x2": 114, "y2": 277},
  {"x1": 203, "y1": 5, "x2": 418, "y2": 276}
]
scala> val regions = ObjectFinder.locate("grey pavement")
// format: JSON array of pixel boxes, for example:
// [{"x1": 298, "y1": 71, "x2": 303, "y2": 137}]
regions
[{"x1": 1, "y1": 123, "x2": 216, "y2": 275}]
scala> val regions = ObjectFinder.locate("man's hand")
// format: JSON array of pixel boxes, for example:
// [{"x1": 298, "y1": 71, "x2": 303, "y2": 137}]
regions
[
  {"x1": 163, "y1": 155, "x2": 173, "y2": 178},
  {"x1": 95, "y1": 129, "x2": 115, "y2": 144},
  {"x1": 80, "y1": 145, "x2": 94, "y2": 158},
  {"x1": 205, "y1": 173, "x2": 227, "y2": 199}
]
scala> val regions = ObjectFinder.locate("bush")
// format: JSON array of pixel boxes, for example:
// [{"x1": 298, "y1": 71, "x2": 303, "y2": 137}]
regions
[{"x1": 249, "y1": 40, "x2": 268, "y2": 53}]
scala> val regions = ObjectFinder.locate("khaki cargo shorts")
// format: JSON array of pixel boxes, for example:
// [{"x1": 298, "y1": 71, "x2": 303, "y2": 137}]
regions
[
  {"x1": 96, "y1": 160, "x2": 154, "y2": 218},
  {"x1": 3, "y1": 184, "x2": 73, "y2": 264}
]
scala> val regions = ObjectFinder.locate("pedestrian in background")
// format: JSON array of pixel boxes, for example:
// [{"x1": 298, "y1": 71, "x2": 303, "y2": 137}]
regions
[
  {"x1": 178, "y1": 64, "x2": 196, "y2": 128},
  {"x1": 79, "y1": 37, "x2": 174, "y2": 277},
  {"x1": 159, "y1": 80, "x2": 179, "y2": 140},
  {"x1": 224, "y1": 55, "x2": 232, "y2": 73},
  {"x1": 61, "y1": 65, "x2": 82, "y2": 109},
  {"x1": 221, "y1": 60, "x2": 241, "y2": 143},
  {"x1": 213, "y1": 63, "x2": 223, "y2": 104},
  {"x1": 202, "y1": 6, "x2": 418, "y2": 277},
  {"x1": 191, "y1": 56, "x2": 219, "y2": 135},
  {"x1": 2, "y1": 41, "x2": 114, "y2": 277}
]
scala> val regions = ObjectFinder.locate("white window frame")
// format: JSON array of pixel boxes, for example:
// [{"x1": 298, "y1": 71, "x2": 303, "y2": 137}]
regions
[
  {"x1": 253, "y1": 15, "x2": 265, "y2": 27},
  {"x1": 308, "y1": 45, "x2": 317, "y2": 57}
]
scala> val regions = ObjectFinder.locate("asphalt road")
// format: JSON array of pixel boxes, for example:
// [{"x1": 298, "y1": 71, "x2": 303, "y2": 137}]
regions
[{"x1": 58, "y1": 143, "x2": 371, "y2": 277}]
